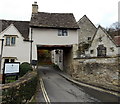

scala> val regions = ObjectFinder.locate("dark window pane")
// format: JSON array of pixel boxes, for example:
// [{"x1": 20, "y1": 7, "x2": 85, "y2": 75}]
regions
[
  {"x1": 11, "y1": 37, "x2": 16, "y2": 45},
  {"x1": 11, "y1": 59, "x2": 15, "y2": 62},
  {"x1": 4, "y1": 59, "x2": 9, "y2": 63},
  {"x1": 58, "y1": 29, "x2": 67, "y2": 36},
  {"x1": 97, "y1": 45, "x2": 106, "y2": 57},
  {"x1": 6, "y1": 37, "x2": 10, "y2": 46}
]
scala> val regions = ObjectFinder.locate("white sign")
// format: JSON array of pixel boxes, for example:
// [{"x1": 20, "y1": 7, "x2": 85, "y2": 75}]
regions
[{"x1": 4, "y1": 63, "x2": 20, "y2": 74}]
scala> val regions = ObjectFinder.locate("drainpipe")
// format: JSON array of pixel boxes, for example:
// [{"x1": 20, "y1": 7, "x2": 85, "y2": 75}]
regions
[
  {"x1": 0, "y1": 39, "x2": 4, "y2": 73},
  {"x1": 30, "y1": 28, "x2": 33, "y2": 64}
]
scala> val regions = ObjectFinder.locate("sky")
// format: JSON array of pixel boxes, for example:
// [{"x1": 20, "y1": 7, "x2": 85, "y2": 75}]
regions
[{"x1": 0, "y1": 0, "x2": 119, "y2": 28}]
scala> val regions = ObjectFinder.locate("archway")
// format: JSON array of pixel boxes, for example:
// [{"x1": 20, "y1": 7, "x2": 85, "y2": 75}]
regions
[{"x1": 37, "y1": 45, "x2": 73, "y2": 71}]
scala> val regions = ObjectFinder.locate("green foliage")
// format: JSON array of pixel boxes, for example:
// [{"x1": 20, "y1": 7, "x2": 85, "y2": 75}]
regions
[
  {"x1": 52, "y1": 64, "x2": 61, "y2": 71},
  {"x1": 5, "y1": 76, "x2": 16, "y2": 83},
  {"x1": 19, "y1": 62, "x2": 33, "y2": 77},
  {"x1": 2, "y1": 71, "x2": 38, "y2": 104}
]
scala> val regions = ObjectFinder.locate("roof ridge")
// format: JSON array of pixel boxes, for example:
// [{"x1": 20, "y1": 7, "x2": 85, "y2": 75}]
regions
[
  {"x1": 78, "y1": 15, "x2": 96, "y2": 29},
  {"x1": 1, "y1": 19, "x2": 29, "y2": 22},
  {"x1": 38, "y1": 12, "x2": 73, "y2": 15}
]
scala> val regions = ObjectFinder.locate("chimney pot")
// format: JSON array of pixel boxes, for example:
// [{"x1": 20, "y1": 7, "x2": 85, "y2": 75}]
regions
[{"x1": 32, "y1": 1, "x2": 38, "y2": 13}]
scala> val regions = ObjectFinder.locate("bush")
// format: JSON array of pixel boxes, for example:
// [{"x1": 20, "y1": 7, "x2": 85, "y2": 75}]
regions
[
  {"x1": 19, "y1": 62, "x2": 33, "y2": 77},
  {"x1": 52, "y1": 64, "x2": 61, "y2": 71}
]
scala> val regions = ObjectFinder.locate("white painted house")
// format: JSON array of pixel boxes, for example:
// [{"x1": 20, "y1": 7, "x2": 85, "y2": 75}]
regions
[
  {"x1": 0, "y1": 2, "x2": 79, "y2": 72},
  {"x1": 0, "y1": 20, "x2": 30, "y2": 73},
  {"x1": 29, "y1": 2, "x2": 79, "y2": 70}
]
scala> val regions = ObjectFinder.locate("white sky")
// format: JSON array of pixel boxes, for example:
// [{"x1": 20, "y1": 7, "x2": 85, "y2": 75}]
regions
[{"x1": 0, "y1": 0, "x2": 119, "y2": 28}]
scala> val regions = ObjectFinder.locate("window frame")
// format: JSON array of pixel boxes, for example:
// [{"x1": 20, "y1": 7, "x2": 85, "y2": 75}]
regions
[
  {"x1": 90, "y1": 50, "x2": 94, "y2": 54},
  {"x1": 4, "y1": 58, "x2": 15, "y2": 63},
  {"x1": 88, "y1": 37, "x2": 91, "y2": 41},
  {"x1": 97, "y1": 45, "x2": 107, "y2": 57},
  {"x1": 6, "y1": 37, "x2": 11, "y2": 46},
  {"x1": 58, "y1": 29, "x2": 68, "y2": 36},
  {"x1": 5, "y1": 36, "x2": 16, "y2": 46}
]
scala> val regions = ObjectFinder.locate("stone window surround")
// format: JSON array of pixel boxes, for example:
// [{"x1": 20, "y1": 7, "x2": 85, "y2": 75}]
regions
[{"x1": 4, "y1": 35, "x2": 18, "y2": 46}]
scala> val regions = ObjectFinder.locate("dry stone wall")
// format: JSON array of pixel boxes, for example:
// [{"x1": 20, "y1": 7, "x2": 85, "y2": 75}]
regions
[
  {"x1": 1, "y1": 71, "x2": 38, "y2": 104},
  {"x1": 69, "y1": 57, "x2": 120, "y2": 92}
]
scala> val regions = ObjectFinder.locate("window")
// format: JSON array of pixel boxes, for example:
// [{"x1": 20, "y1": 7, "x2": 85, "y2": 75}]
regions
[
  {"x1": 90, "y1": 50, "x2": 94, "y2": 54},
  {"x1": 88, "y1": 37, "x2": 91, "y2": 41},
  {"x1": 11, "y1": 59, "x2": 15, "y2": 62},
  {"x1": 97, "y1": 45, "x2": 106, "y2": 57},
  {"x1": 6, "y1": 36, "x2": 16, "y2": 46},
  {"x1": 4, "y1": 58, "x2": 15, "y2": 63},
  {"x1": 11, "y1": 37, "x2": 16, "y2": 45},
  {"x1": 98, "y1": 37, "x2": 102, "y2": 42},
  {"x1": 6, "y1": 37, "x2": 10, "y2": 46},
  {"x1": 4, "y1": 59, "x2": 9, "y2": 63},
  {"x1": 110, "y1": 47, "x2": 114, "y2": 52},
  {"x1": 58, "y1": 29, "x2": 68, "y2": 36}
]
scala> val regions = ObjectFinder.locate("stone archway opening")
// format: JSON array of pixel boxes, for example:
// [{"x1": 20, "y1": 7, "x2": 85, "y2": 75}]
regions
[{"x1": 37, "y1": 45, "x2": 73, "y2": 71}]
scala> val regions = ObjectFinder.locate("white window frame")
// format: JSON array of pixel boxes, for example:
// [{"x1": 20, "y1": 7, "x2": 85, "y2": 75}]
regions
[
  {"x1": 5, "y1": 36, "x2": 16, "y2": 46},
  {"x1": 58, "y1": 29, "x2": 68, "y2": 36}
]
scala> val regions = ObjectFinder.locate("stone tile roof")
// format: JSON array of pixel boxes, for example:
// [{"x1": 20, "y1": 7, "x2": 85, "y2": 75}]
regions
[
  {"x1": 0, "y1": 20, "x2": 29, "y2": 40},
  {"x1": 30, "y1": 12, "x2": 79, "y2": 29},
  {"x1": 114, "y1": 36, "x2": 120, "y2": 46}
]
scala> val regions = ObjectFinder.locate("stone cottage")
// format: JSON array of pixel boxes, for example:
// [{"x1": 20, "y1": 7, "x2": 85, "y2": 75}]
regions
[
  {"x1": 77, "y1": 15, "x2": 96, "y2": 44},
  {"x1": 86, "y1": 25, "x2": 120, "y2": 58},
  {"x1": 77, "y1": 15, "x2": 96, "y2": 57}
]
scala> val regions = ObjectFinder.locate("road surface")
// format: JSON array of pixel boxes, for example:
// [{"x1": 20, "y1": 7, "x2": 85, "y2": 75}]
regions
[{"x1": 35, "y1": 66, "x2": 119, "y2": 103}]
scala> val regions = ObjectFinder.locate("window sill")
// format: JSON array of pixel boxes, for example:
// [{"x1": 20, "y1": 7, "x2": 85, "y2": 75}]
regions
[{"x1": 5, "y1": 45, "x2": 16, "y2": 47}]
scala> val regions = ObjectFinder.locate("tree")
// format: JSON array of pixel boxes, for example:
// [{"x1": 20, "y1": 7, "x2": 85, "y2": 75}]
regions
[{"x1": 107, "y1": 22, "x2": 120, "y2": 38}]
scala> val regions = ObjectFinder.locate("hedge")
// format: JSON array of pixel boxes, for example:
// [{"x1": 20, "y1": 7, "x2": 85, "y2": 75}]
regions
[
  {"x1": 19, "y1": 62, "x2": 33, "y2": 77},
  {"x1": 1, "y1": 71, "x2": 38, "y2": 104}
]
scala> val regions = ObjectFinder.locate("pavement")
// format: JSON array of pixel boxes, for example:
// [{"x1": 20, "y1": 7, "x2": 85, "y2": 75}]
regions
[{"x1": 34, "y1": 66, "x2": 120, "y2": 103}]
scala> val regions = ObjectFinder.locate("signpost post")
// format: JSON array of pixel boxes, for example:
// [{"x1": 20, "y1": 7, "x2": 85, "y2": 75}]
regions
[{"x1": 2, "y1": 62, "x2": 20, "y2": 84}]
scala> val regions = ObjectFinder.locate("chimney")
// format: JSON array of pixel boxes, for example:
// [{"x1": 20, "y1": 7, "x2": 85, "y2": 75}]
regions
[{"x1": 32, "y1": 1, "x2": 38, "y2": 13}]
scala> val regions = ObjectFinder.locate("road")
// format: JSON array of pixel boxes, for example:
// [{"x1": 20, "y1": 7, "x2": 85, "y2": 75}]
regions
[{"x1": 35, "y1": 66, "x2": 119, "y2": 103}]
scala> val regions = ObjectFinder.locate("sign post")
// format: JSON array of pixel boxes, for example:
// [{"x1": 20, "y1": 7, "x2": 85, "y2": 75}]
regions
[{"x1": 2, "y1": 62, "x2": 20, "y2": 84}]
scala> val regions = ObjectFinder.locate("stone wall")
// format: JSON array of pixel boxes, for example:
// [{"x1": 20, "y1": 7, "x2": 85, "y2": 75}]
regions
[
  {"x1": 69, "y1": 57, "x2": 120, "y2": 92},
  {"x1": 77, "y1": 15, "x2": 96, "y2": 43},
  {"x1": 0, "y1": 71, "x2": 38, "y2": 104}
]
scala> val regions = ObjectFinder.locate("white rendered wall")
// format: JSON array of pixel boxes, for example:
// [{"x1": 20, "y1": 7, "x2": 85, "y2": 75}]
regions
[
  {"x1": 0, "y1": 24, "x2": 30, "y2": 71},
  {"x1": 31, "y1": 28, "x2": 78, "y2": 61},
  {"x1": 51, "y1": 50, "x2": 63, "y2": 70}
]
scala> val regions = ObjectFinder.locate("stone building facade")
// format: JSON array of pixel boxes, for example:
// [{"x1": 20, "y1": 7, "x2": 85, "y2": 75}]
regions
[
  {"x1": 77, "y1": 15, "x2": 96, "y2": 44},
  {"x1": 85, "y1": 26, "x2": 119, "y2": 57}
]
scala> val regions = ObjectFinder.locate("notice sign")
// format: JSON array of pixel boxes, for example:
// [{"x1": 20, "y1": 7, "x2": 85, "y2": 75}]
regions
[{"x1": 4, "y1": 63, "x2": 20, "y2": 74}]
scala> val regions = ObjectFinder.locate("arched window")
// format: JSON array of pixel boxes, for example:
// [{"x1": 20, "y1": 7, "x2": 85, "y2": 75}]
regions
[{"x1": 97, "y1": 45, "x2": 106, "y2": 57}]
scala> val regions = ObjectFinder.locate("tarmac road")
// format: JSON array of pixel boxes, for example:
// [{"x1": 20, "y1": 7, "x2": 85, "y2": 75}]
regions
[{"x1": 35, "y1": 66, "x2": 119, "y2": 103}]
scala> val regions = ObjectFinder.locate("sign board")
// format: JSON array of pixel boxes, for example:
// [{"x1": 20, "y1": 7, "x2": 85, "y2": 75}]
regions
[{"x1": 4, "y1": 62, "x2": 20, "y2": 74}]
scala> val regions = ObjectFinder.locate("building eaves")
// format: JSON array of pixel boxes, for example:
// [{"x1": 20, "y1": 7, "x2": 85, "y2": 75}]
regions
[
  {"x1": 0, "y1": 20, "x2": 30, "y2": 40},
  {"x1": 30, "y1": 12, "x2": 79, "y2": 29}
]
